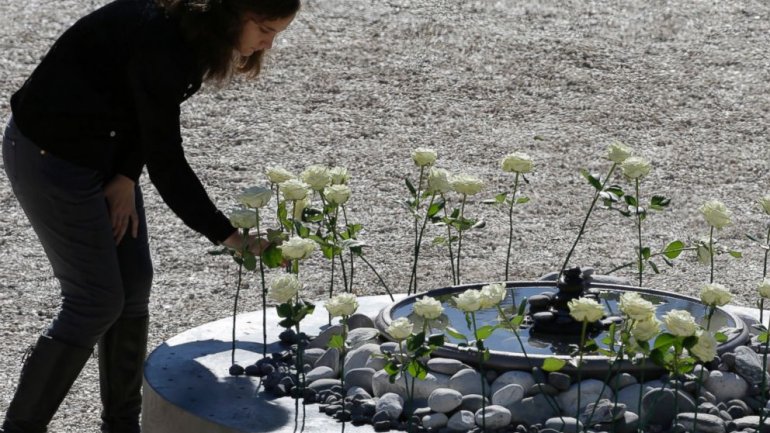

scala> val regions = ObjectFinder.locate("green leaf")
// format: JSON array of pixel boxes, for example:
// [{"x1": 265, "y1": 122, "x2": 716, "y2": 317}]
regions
[
  {"x1": 682, "y1": 335, "x2": 698, "y2": 349},
  {"x1": 260, "y1": 244, "x2": 282, "y2": 268},
  {"x1": 475, "y1": 325, "x2": 497, "y2": 341},
  {"x1": 580, "y1": 169, "x2": 602, "y2": 191},
  {"x1": 407, "y1": 360, "x2": 427, "y2": 379},
  {"x1": 662, "y1": 240, "x2": 685, "y2": 259},
  {"x1": 746, "y1": 233, "x2": 761, "y2": 242},
  {"x1": 714, "y1": 332, "x2": 728, "y2": 343},
  {"x1": 509, "y1": 315, "x2": 524, "y2": 330},
  {"x1": 582, "y1": 340, "x2": 599, "y2": 352},
  {"x1": 277, "y1": 303, "x2": 293, "y2": 318},
  {"x1": 649, "y1": 348, "x2": 665, "y2": 367},
  {"x1": 278, "y1": 318, "x2": 295, "y2": 328},
  {"x1": 648, "y1": 260, "x2": 660, "y2": 274},
  {"x1": 600, "y1": 191, "x2": 620, "y2": 204},
  {"x1": 243, "y1": 253, "x2": 257, "y2": 271},
  {"x1": 427, "y1": 200, "x2": 446, "y2": 218},
  {"x1": 653, "y1": 333, "x2": 677, "y2": 351},
  {"x1": 728, "y1": 250, "x2": 742, "y2": 259},
  {"x1": 328, "y1": 334, "x2": 345, "y2": 349},
  {"x1": 482, "y1": 348, "x2": 491, "y2": 362},
  {"x1": 407, "y1": 332, "x2": 426, "y2": 352},
  {"x1": 641, "y1": 247, "x2": 651, "y2": 260},
  {"x1": 650, "y1": 195, "x2": 671, "y2": 210},
  {"x1": 625, "y1": 195, "x2": 638, "y2": 207},
  {"x1": 758, "y1": 331, "x2": 769, "y2": 344},
  {"x1": 384, "y1": 362, "x2": 400, "y2": 376},
  {"x1": 516, "y1": 196, "x2": 531, "y2": 204},
  {"x1": 495, "y1": 193, "x2": 507, "y2": 204},
  {"x1": 445, "y1": 327, "x2": 468, "y2": 342},
  {"x1": 405, "y1": 178, "x2": 417, "y2": 198},
  {"x1": 432, "y1": 236, "x2": 447, "y2": 246},
  {"x1": 428, "y1": 334, "x2": 445, "y2": 347},
  {"x1": 541, "y1": 357, "x2": 566, "y2": 372}
]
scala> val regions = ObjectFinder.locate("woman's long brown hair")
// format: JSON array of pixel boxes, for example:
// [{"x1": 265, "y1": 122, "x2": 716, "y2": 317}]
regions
[{"x1": 156, "y1": 0, "x2": 300, "y2": 82}]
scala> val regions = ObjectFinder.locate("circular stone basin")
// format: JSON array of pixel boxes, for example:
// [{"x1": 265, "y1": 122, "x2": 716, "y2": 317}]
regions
[{"x1": 375, "y1": 282, "x2": 749, "y2": 378}]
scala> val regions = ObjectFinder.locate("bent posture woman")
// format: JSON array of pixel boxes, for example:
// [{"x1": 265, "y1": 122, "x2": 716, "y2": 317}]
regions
[{"x1": 1, "y1": 0, "x2": 299, "y2": 432}]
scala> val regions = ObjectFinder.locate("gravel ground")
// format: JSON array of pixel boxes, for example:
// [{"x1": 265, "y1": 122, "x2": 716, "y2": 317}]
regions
[{"x1": 1, "y1": 0, "x2": 769, "y2": 430}]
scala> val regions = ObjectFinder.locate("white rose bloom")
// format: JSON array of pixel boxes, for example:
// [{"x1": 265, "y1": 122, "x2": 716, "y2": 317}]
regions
[
  {"x1": 228, "y1": 209, "x2": 257, "y2": 229},
  {"x1": 266, "y1": 166, "x2": 295, "y2": 184},
  {"x1": 237, "y1": 186, "x2": 272, "y2": 209},
  {"x1": 329, "y1": 166, "x2": 351, "y2": 185},
  {"x1": 568, "y1": 297, "x2": 605, "y2": 322},
  {"x1": 631, "y1": 317, "x2": 661, "y2": 342},
  {"x1": 413, "y1": 296, "x2": 444, "y2": 319},
  {"x1": 427, "y1": 168, "x2": 452, "y2": 194},
  {"x1": 501, "y1": 152, "x2": 534, "y2": 174},
  {"x1": 700, "y1": 200, "x2": 732, "y2": 229},
  {"x1": 759, "y1": 196, "x2": 770, "y2": 216},
  {"x1": 280, "y1": 179, "x2": 311, "y2": 201},
  {"x1": 412, "y1": 147, "x2": 437, "y2": 167},
  {"x1": 758, "y1": 278, "x2": 770, "y2": 299},
  {"x1": 700, "y1": 283, "x2": 732, "y2": 307},
  {"x1": 325, "y1": 293, "x2": 359, "y2": 318},
  {"x1": 324, "y1": 184, "x2": 351, "y2": 205},
  {"x1": 293, "y1": 197, "x2": 309, "y2": 220},
  {"x1": 451, "y1": 174, "x2": 484, "y2": 196},
  {"x1": 301, "y1": 165, "x2": 331, "y2": 191},
  {"x1": 690, "y1": 330, "x2": 718, "y2": 362},
  {"x1": 454, "y1": 289, "x2": 482, "y2": 313},
  {"x1": 606, "y1": 141, "x2": 633, "y2": 164},
  {"x1": 479, "y1": 283, "x2": 507, "y2": 309},
  {"x1": 279, "y1": 237, "x2": 317, "y2": 260},
  {"x1": 663, "y1": 309, "x2": 698, "y2": 337},
  {"x1": 621, "y1": 156, "x2": 651, "y2": 180},
  {"x1": 269, "y1": 274, "x2": 301, "y2": 304},
  {"x1": 387, "y1": 317, "x2": 414, "y2": 340},
  {"x1": 619, "y1": 292, "x2": 656, "y2": 321}
]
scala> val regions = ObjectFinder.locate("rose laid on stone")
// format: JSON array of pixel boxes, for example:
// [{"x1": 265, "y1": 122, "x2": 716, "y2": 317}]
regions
[
  {"x1": 301, "y1": 164, "x2": 332, "y2": 191},
  {"x1": 413, "y1": 296, "x2": 444, "y2": 320},
  {"x1": 619, "y1": 291, "x2": 656, "y2": 321},
  {"x1": 325, "y1": 293, "x2": 359, "y2": 318},
  {"x1": 700, "y1": 199, "x2": 732, "y2": 229},
  {"x1": 269, "y1": 274, "x2": 301, "y2": 304},
  {"x1": 479, "y1": 283, "x2": 507, "y2": 309},
  {"x1": 606, "y1": 141, "x2": 633, "y2": 164},
  {"x1": 387, "y1": 317, "x2": 414, "y2": 340},
  {"x1": 453, "y1": 289, "x2": 482, "y2": 313},
  {"x1": 663, "y1": 309, "x2": 698, "y2": 337},
  {"x1": 265, "y1": 166, "x2": 294, "y2": 184},
  {"x1": 324, "y1": 184, "x2": 351, "y2": 205},
  {"x1": 412, "y1": 147, "x2": 437, "y2": 167},
  {"x1": 228, "y1": 208, "x2": 257, "y2": 229},
  {"x1": 451, "y1": 174, "x2": 484, "y2": 196},
  {"x1": 279, "y1": 237, "x2": 317, "y2": 260},
  {"x1": 700, "y1": 282, "x2": 732, "y2": 307},
  {"x1": 237, "y1": 186, "x2": 272, "y2": 208},
  {"x1": 279, "y1": 178, "x2": 310, "y2": 201},
  {"x1": 620, "y1": 156, "x2": 651, "y2": 179},
  {"x1": 501, "y1": 152, "x2": 534, "y2": 174},
  {"x1": 427, "y1": 167, "x2": 452, "y2": 194},
  {"x1": 568, "y1": 297, "x2": 604, "y2": 322}
]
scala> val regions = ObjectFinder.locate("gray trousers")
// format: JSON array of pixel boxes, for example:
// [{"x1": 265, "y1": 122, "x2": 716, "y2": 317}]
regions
[{"x1": 2, "y1": 118, "x2": 153, "y2": 349}]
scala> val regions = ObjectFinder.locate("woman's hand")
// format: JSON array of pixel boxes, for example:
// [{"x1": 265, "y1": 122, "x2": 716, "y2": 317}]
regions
[
  {"x1": 222, "y1": 231, "x2": 270, "y2": 256},
  {"x1": 104, "y1": 174, "x2": 139, "y2": 244}
]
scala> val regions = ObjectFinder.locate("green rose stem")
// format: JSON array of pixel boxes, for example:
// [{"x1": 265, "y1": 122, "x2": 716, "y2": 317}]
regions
[
  {"x1": 709, "y1": 225, "x2": 715, "y2": 284},
  {"x1": 342, "y1": 206, "x2": 355, "y2": 293},
  {"x1": 496, "y1": 305, "x2": 564, "y2": 418},
  {"x1": 761, "y1": 225, "x2": 770, "y2": 325},
  {"x1": 456, "y1": 194, "x2": 469, "y2": 285},
  {"x1": 760, "y1": 330, "x2": 769, "y2": 428},
  {"x1": 636, "y1": 357, "x2": 646, "y2": 433},
  {"x1": 634, "y1": 178, "x2": 643, "y2": 287},
  {"x1": 272, "y1": 184, "x2": 284, "y2": 233},
  {"x1": 408, "y1": 166, "x2": 426, "y2": 295},
  {"x1": 254, "y1": 210, "x2": 269, "y2": 359},
  {"x1": 441, "y1": 193, "x2": 458, "y2": 285},
  {"x1": 560, "y1": 163, "x2": 618, "y2": 278},
  {"x1": 583, "y1": 327, "x2": 630, "y2": 432},
  {"x1": 576, "y1": 320, "x2": 589, "y2": 424},
  {"x1": 340, "y1": 316, "x2": 348, "y2": 432},
  {"x1": 398, "y1": 338, "x2": 416, "y2": 433},
  {"x1": 408, "y1": 194, "x2": 436, "y2": 295},
  {"x1": 470, "y1": 312, "x2": 487, "y2": 433},
  {"x1": 355, "y1": 254, "x2": 395, "y2": 301},
  {"x1": 231, "y1": 228, "x2": 248, "y2": 366},
  {"x1": 504, "y1": 172, "x2": 521, "y2": 281},
  {"x1": 672, "y1": 349, "x2": 681, "y2": 425}
]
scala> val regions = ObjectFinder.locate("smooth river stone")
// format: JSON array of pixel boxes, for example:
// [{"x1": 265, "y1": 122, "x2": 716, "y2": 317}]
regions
[
  {"x1": 375, "y1": 393, "x2": 404, "y2": 421},
  {"x1": 449, "y1": 369, "x2": 487, "y2": 396},
  {"x1": 703, "y1": 371, "x2": 749, "y2": 402},
  {"x1": 556, "y1": 379, "x2": 614, "y2": 416},
  {"x1": 675, "y1": 412, "x2": 726, "y2": 433},
  {"x1": 492, "y1": 383, "x2": 525, "y2": 407},
  {"x1": 641, "y1": 387, "x2": 696, "y2": 427},
  {"x1": 343, "y1": 343, "x2": 381, "y2": 372},
  {"x1": 475, "y1": 405, "x2": 512, "y2": 429},
  {"x1": 427, "y1": 357, "x2": 470, "y2": 375},
  {"x1": 491, "y1": 370, "x2": 536, "y2": 396},
  {"x1": 447, "y1": 410, "x2": 476, "y2": 431},
  {"x1": 428, "y1": 388, "x2": 463, "y2": 413},
  {"x1": 733, "y1": 346, "x2": 770, "y2": 387}
]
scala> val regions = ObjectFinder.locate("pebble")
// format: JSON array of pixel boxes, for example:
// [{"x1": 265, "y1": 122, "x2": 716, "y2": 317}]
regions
[
  {"x1": 704, "y1": 371, "x2": 749, "y2": 403},
  {"x1": 557, "y1": 379, "x2": 615, "y2": 416},
  {"x1": 509, "y1": 393, "x2": 560, "y2": 427},
  {"x1": 676, "y1": 412, "x2": 727, "y2": 433},
  {"x1": 544, "y1": 416, "x2": 583, "y2": 433},
  {"x1": 308, "y1": 325, "x2": 342, "y2": 349},
  {"x1": 446, "y1": 410, "x2": 476, "y2": 431},
  {"x1": 491, "y1": 370, "x2": 536, "y2": 396},
  {"x1": 344, "y1": 367, "x2": 375, "y2": 394},
  {"x1": 343, "y1": 343, "x2": 381, "y2": 372},
  {"x1": 474, "y1": 405, "x2": 512, "y2": 429},
  {"x1": 375, "y1": 393, "x2": 404, "y2": 421},
  {"x1": 460, "y1": 394, "x2": 489, "y2": 413},
  {"x1": 346, "y1": 327, "x2": 380, "y2": 348},
  {"x1": 305, "y1": 366, "x2": 336, "y2": 382},
  {"x1": 314, "y1": 347, "x2": 340, "y2": 374},
  {"x1": 641, "y1": 387, "x2": 696, "y2": 427},
  {"x1": 548, "y1": 372, "x2": 571, "y2": 391},
  {"x1": 422, "y1": 412, "x2": 449, "y2": 429},
  {"x1": 428, "y1": 388, "x2": 463, "y2": 413},
  {"x1": 492, "y1": 383, "x2": 525, "y2": 407},
  {"x1": 734, "y1": 346, "x2": 770, "y2": 387},
  {"x1": 346, "y1": 313, "x2": 376, "y2": 330},
  {"x1": 449, "y1": 368, "x2": 487, "y2": 396}
]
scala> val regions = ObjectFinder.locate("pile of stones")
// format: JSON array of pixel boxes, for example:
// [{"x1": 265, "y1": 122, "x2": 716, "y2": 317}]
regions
[{"x1": 242, "y1": 313, "x2": 770, "y2": 433}]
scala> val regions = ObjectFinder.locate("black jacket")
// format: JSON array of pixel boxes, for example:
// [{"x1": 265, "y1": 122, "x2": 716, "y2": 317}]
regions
[{"x1": 11, "y1": 0, "x2": 235, "y2": 244}]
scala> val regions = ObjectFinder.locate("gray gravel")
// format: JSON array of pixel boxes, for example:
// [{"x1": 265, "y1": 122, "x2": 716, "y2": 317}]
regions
[{"x1": 1, "y1": 0, "x2": 770, "y2": 430}]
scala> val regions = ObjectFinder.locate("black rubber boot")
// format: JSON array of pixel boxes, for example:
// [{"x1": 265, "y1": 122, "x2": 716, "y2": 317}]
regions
[
  {"x1": 98, "y1": 316, "x2": 149, "y2": 433},
  {"x1": 1, "y1": 334, "x2": 93, "y2": 433}
]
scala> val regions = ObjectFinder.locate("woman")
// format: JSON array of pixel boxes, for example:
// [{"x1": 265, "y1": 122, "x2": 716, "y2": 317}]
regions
[{"x1": 1, "y1": 0, "x2": 299, "y2": 431}]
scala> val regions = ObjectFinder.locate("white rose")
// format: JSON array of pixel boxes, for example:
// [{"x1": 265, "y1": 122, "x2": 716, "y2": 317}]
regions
[
  {"x1": 293, "y1": 197, "x2": 309, "y2": 220},
  {"x1": 266, "y1": 166, "x2": 295, "y2": 184},
  {"x1": 427, "y1": 168, "x2": 452, "y2": 194},
  {"x1": 501, "y1": 152, "x2": 534, "y2": 174},
  {"x1": 568, "y1": 297, "x2": 605, "y2": 322},
  {"x1": 758, "y1": 278, "x2": 770, "y2": 299},
  {"x1": 387, "y1": 317, "x2": 414, "y2": 340},
  {"x1": 663, "y1": 309, "x2": 698, "y2": 337},
  {"x1": 237, "y1": 186, "x2": 272, "y2": 209},
  {"x1": 759, "y1": 195, "x2": 770, "y2": 216},
  {"x1": 412, "y1": 147, "x2": 437, "y2": 167},
  {"x1": 454, "y1": 289, "x2": 482, "y2": 313},
  {"x1": 689, "y1": 330, "x2": 718, "y2": 362},
  {"x1": 451, "y1": 174, "x2": 484, "y2": 196},
  {"x1": 700, "y1": 283, "x2": 732, "y2": 307},
  {"x1": 301, "y1": 165, "x2": 331, "y2": 191},
  {"x1": 631, "y1": 317, "x2": 661, "y2": 342},
  {"x1": 700, "y1": 200, "x2": 731, "y2": 229},
  {"x1": 279, "y1": 237, "x2": 317, "y2": 260},
  {"x1": 619, "y1": 292, "x2": 656, "y2": 321},
  {"x1": 228, "y1": 208, "x2": 257, "y2": 229},
  {"x1": 269, "y1": 274, "x2": 301, "y2": 304},
  {"x1": 325, "y1": 293, "x2": 359, "y2": 318},
  {"x1": 606, "y1": 141, "x2": 633, "y2": 164},
  {"x1": 329, "y1": 166, "x2": 351, "y2": 185},
  {"x1": 621, "y1": 156, "x2": 651, "y2": 180},
  {"x1": 413, "y1": 296, "x2": 444, "y2": 320},
  {"x1": 479, "y1": 283, "x2": 507, "y2": 309},
  {"x1": 324, "y1": 184, "x2": 351, "y2": 205},
  {"x1": 280, "y1": 179, "x2": 310, "y2": 201}
]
